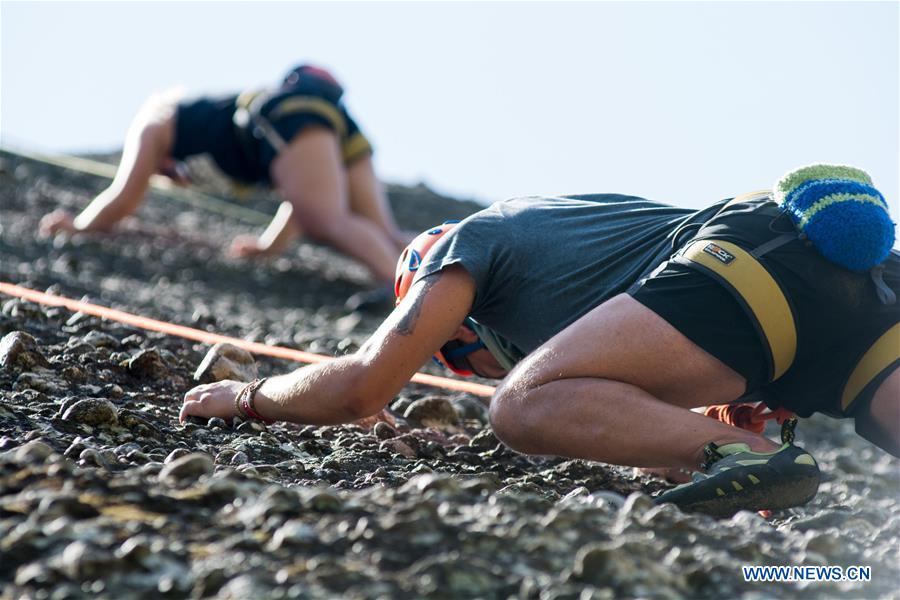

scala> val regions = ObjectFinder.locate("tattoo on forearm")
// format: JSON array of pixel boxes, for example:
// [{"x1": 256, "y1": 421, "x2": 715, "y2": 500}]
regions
[{"x1": 396, "y1": 276, "x2": 439, "y2": 336}]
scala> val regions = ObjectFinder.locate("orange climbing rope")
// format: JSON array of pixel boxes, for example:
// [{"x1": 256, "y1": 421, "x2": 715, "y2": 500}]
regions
[{"x1": 0, "y1": 281, "x2": 496, "y2": 398}]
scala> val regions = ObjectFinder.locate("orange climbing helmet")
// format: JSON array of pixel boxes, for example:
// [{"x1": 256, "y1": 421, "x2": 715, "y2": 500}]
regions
[
  {"x1": 394, "y1": 221, "x2": 459, "y2": 302},
  {"x1": 394, "y1": 221, "x2": 485, "y2": 377}
]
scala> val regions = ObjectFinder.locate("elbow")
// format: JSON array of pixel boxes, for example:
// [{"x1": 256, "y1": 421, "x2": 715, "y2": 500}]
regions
[
  {"x1": 341, "y1": 393, "x2": 387, "y2": 421},
  {"x1": 337, "y1": 364, "x2": 392, "y2": 421}
]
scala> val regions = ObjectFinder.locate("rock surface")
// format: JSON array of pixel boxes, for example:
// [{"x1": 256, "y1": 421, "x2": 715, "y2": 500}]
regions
[
  {"x1": 194, "y1": 342, "x2": 259, "y2": 383},
  {"x1": 403, "y1": 396, "x2": 460, "y2": 428},
  {"x1": 0, "y1": 149, "x2": 897, "y2": 599},
  {"x1": 0, "y1": 330, "x2": 49, "y2": 372},
  {"x1": 60, "y1": 398, "x2": 118, "y2": 427}
]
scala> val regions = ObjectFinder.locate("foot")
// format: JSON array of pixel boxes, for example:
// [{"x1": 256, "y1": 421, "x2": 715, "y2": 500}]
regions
[{"x1": 654, "y1": 442, "x2": 820, "y2": 517}]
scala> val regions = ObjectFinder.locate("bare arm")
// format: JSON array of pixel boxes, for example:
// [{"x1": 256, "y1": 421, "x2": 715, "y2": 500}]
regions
[
  {"x1": 71, "y1": 188, "x2": 148, "y2": 232},
  {"x1": 39, "y1": 186, "x2": 152, "y2": 236},
  {"x1": 180, "y1": 265, "x2": 476, "y2": 424},
  {"x1": 40, "y1": 101, "x2": 176, "y2": 236}
]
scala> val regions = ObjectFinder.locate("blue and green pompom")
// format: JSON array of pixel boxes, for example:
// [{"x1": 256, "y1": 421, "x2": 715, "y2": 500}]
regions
[{"x1": 774, "y1": 164, "x2": 895, "y2": 272}]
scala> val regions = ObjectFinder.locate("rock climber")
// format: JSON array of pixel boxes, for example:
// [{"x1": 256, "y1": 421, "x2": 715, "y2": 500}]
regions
[
  {"x1": 180, "y1": 164, "x2": 899, "y2": 516},
  {"x1": 39, "y1": 64, "x2": 409, "y2": 310}
]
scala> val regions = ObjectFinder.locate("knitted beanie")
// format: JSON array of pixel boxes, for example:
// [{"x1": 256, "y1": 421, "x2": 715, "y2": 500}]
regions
[{"x1": 774, "y1": 164, "x2": 895, "y2": 271}]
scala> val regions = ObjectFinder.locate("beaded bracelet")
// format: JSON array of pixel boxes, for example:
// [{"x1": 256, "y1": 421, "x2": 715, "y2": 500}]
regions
[
  {"x1": 233, "y1": 387, "x2": 247, "y2": 418},
  {"x1": 235, "y1": 378, "x2": 274, "y2": 424}
]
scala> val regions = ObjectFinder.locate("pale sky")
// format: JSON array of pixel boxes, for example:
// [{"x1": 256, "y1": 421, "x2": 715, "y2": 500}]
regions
[{"x1": 1, "y1": 1, "x2": 898, "y2": 211}]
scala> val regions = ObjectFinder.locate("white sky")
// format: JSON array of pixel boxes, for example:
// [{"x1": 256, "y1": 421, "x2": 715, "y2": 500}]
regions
[{"x1": 1, "y1": 1, "x2": 898, "y2": 211}]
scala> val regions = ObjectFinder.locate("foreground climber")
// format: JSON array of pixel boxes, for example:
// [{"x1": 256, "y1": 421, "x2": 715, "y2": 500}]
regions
[
  {"x1": 181, "y1": 165, "x2": 899, "y2": 516},
  {"x1": 39, "y1": 64, "x2": 408, "y2": 310}
]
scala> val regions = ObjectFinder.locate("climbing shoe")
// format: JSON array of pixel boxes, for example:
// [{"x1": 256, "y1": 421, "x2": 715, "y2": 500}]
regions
[{"x1": 654, "y1": 441, "x2": 820, "y2": 518}]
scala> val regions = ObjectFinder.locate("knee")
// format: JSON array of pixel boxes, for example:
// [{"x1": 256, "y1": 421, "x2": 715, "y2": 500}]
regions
[
  {"x1": 296, "y1": 212, "x2": 348, "y2": 242},
  {"x1": 488, "y1": 383, "x2": 543, "y2": 455}
]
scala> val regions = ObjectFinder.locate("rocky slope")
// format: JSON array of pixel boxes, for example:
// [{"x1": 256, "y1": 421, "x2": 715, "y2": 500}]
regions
[{"x1": 0, "y1": 149, "x2": 897, "y2": 599}]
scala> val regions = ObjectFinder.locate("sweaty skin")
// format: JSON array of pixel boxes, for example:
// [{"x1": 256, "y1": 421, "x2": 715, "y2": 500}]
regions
[
  {"x1": 489, "y1": 294, "x2": 780, "y2": 469},
  {"x1": 181, "y1": 266, "x2": 476, "y2": 424},
  {"x1": 182, "y1": 267, "x2": 792, "y2": 473}
]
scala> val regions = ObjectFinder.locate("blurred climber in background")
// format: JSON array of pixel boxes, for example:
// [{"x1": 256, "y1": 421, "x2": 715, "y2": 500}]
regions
[{"x1": 39, "y1": 64, "x2": 409, "y2": 310}]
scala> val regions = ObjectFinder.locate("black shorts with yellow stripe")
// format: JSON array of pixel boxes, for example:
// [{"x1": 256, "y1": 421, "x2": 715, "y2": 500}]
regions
[
  {"x1": 249, "y1": 86, "x2": 372, "y2": 179},
  {"x1": 629, "y1": 195, "x2": 900, "y2": 421},
  {"x1": 171, "y1": 86, "x2": 372, "y2": 185},
  {"x1": 171, "y1": 94, "x2": 258, "y2": 182}
]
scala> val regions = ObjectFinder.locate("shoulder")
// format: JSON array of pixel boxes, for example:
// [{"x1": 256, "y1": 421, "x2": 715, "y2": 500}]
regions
[{"x1": 445, "y1": 197, "x2": 554, "y2": 239}]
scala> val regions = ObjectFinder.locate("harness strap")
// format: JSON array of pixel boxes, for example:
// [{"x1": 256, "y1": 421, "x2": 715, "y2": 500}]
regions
[
  {"x1": 234, "y1": 90, "x2": 291, "y2": 153},
  {"x1": 841, "y1": 322, "x2": 900, "y2": 412},
  {"x1": 674, "y1": 238, "x2": 797, "y2": 381},
  {"x1": 234, "y1": 91, "x2": 364, "y2": 161},
  {"x1": 720, "y1": 190, "x2": 773, "y2": 211},
  {"x1": 235, "y1": 89, "x2": 264, "y2": 112},
  {"x1": 248, "y1": 113, "x2": 288, "y2": 153},
  {"x1": 870, "y1": 264, "x2": 897, "y2": 306},
  {"x1": 669, "y1": 191, "x2": 772, "y2": 252},
  {"x1": 750, "y1": 232, "x2": 798, "y2": 259},
  {"x1": 443, "y1": 340, "x2": 487, "y2": 359}
]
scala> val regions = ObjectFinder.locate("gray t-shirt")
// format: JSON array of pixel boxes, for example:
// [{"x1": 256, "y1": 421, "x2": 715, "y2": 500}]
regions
[{"x1": 416, "y1": 194, "x2": 722, "y2": 366}]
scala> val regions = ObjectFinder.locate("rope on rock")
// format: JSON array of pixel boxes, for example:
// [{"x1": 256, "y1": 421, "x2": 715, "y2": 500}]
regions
[
  {"x1": 0, "y1": 146, "x2": 271, "y2": 226},
  {"x1": 0, "y1": 281, "x2": 496, "y2": 398}
]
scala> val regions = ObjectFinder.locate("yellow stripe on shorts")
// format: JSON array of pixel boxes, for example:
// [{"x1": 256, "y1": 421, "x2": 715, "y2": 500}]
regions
[
  {"x1": 342, "y1": 132, "x2": 373, "y2": 164},
  {"x1": 678, "y1": 238, "x2": 797, "y2": 380},
  {"x1": 268, "y1": 97, "x2": 347, "y2": 139}
]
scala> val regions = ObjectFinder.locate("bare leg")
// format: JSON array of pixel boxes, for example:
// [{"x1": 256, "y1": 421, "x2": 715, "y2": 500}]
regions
[
  {"x1": 346, "y1": 155, "x2": 413, "y2": 248},
  {"x1": 855, "y1": 366, "x2": 900, "y2": 457},
  {"x1": 491, "y1": 294, "x2": 780, "y2": 471},
  {"x1": 271, "y1": 127, "x2": 399, "y2": 283}
]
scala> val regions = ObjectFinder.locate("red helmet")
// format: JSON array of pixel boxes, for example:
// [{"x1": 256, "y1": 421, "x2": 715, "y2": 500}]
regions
[
  {"x1": 282, "y1": 64, "x2": 343, "y2": 103},
  {"x1": 394, "y1": 221, "x2": 485, "y2": 377},
  {"x1": 394, "y1": 221, "x2": 459, "y2": 304}
]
